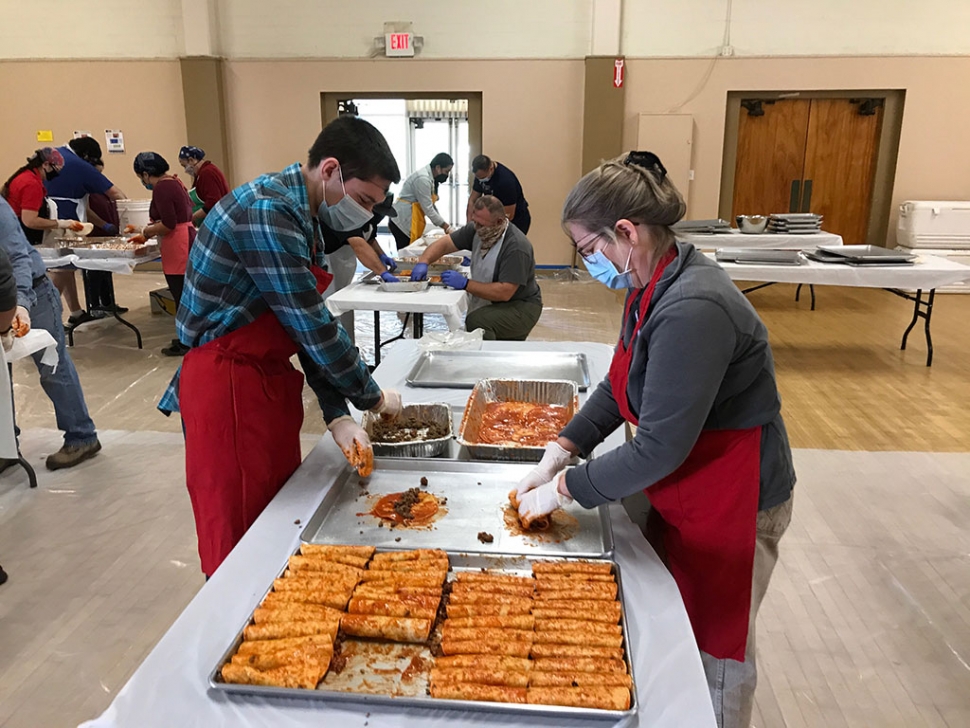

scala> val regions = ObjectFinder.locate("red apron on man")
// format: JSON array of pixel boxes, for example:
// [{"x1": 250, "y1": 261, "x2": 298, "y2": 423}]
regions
[
  {"x1": 608, "y1": 251, "x2": 761, "y2": 661},
  {"x1": 179, "y1": 266, "x2": 333, "y2": 576}
]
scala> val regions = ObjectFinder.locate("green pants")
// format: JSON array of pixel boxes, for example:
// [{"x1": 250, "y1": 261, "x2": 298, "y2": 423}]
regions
[{"x1": 465, "y1": 300, "x2": 542, "y2": 341}]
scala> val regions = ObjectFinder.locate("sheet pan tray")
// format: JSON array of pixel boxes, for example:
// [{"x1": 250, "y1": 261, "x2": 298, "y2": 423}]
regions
[
  {"x1": 406, "y1": 350, "x2": 590, "y2": 391},
  {"x1": 208, "y1": 551, "x2": 636, "y2": 722},
  {"x1": 300, "y1": 458, "x2": 613, "y2": 558}
]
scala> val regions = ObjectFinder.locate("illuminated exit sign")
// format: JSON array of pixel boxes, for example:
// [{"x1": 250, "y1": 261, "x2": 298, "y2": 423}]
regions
[{"x1": 385, "y1": 32, "x2": 414, "y2": 57}]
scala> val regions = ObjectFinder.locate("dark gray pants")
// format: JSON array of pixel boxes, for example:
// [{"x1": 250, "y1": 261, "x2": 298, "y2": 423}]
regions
[{"x1": 465, "y1": 300, "x2": 542, "y2": 341}]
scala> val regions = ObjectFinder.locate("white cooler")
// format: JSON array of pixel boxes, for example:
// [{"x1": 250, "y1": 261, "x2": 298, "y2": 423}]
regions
[{"x1": 897, "y1": 200, "x2": 970, "y2": 250}]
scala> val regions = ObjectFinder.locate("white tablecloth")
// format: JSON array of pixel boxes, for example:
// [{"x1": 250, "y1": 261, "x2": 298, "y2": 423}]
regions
[
  {"x1": 708, "y1": 252, "x2": 970, "y2": 289},
  {"x1": 325, "y1": 283, "x2": 469, "y2": 331},
  {"x1": 683, "y1": 230, "x2": 843, "y2": 250},
  {"x1": 0, "y1": 329, "x2": 58, "y2": 459},
  {"x1": 80, "y1": 341, "x2": 715, "y2": 728},
  {"x1": 41, "y1": 253, "x2": 159, "y2": 275}
]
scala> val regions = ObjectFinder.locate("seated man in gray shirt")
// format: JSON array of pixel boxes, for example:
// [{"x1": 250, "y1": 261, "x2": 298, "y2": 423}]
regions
[{"x1": 411, "y1": 195, "x2": 542, "y2": 341}]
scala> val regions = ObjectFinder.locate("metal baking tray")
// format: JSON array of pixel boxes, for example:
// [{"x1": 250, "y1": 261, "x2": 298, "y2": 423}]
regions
[
  {"x1": 300, "y1": 458, "x2": 613, "y2": 558},
  {"x1": 406, "y1": 351, "x2": 590, "y2": 391},
  {"x1": 816, "y1": 244, "x2": 916, "y2": 262},
  {"x1": 361, "y1": 403, "x2": 453, "y2": 458},
  {"x1": 378, "y1": 279, "x2": 429, "y2": 293},
  {"x1": 361, "y1": 271, "x2": 445, "y2": 287},
  {"x1": 398, "y1": 255, "x2": 465, "y2": 270},
  {"x1": 457, "y1": 379, "x2": 579, "y2": 462},
  {"x1": 71, "y1": 243, "x2": 159, "y2": 259},
  {"x1": 208, "y1": 550, "x2": 636, "y2": 721}
]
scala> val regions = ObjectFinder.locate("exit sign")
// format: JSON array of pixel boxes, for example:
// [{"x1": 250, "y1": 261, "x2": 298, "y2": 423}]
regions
[{"x1": 385, "y1": 32, "x2": 414, "y2": 57}]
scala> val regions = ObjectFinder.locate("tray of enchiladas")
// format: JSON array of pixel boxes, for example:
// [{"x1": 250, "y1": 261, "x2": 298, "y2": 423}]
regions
[
  {"x1": 299, "y1": 458, "x2": 613, "y2": 558},
  {"x1": 209, "y1": 545, "x2": 637, "y2": 720}
]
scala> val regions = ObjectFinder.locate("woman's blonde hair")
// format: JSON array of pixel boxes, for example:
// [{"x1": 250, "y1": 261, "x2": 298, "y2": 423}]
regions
[{"x1": 562, "y1": 151, "x2": 686, "y2": 251}]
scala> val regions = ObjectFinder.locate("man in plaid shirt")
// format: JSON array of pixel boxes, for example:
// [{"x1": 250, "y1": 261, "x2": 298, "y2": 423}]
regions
[{"x1": 161, "y1": 116, "x2": 404, "y2": 576}]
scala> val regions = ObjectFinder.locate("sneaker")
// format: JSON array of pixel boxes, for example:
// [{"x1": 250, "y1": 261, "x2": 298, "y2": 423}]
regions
[
  {"x1": 67, "y1": 311, "x2": 95, "y2": 327},
  {"x1": 0, "y1": 458, "x2": 19, "y2": 476},
  {"x1": 45, "y1": 439, "x2": 102, "y2": 471},
  {"x1": 0, "y1": 565, "x2": 7, "y2": 586},
  {"x1": 161, "y1": 341, "x2": 190, "y2": 357}
]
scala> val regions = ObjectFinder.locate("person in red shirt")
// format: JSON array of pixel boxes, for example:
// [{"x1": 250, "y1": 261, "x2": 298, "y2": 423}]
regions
[
  {"x1": 178, "y1": 146, "x2": 229, "y2": 227},
  {"x1": 1, "y1": 148, "x2": 83, "y2": 245},
  {"x1": 129, "y1": 151, "x2": 196, "y2": 356}
]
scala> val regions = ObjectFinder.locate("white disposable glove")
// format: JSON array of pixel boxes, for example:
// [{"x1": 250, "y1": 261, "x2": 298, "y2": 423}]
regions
[
  {"x1": 329, "y1": 415, "x2": 374, "y2": 477},
  {"x1": 515, "y1": 442, "x2": 573, "y2": 499},
  {"x1": 13, "y1": 306, "x2": 30, "y2": 335},
  {"x1": 372, "y1": 389, "x2": 403, "y2": 420},
  {"x1": 1, "y1": 330, "x2": 14, "y2": 352},
  {"x1": 517, "y1": 474, "x2": 573, "y2": 525}
]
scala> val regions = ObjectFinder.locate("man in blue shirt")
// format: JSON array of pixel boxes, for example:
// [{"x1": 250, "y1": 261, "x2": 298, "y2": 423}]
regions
[
  {"x1": 44, "y1": 137, "x2": 127, "y2": 326},
  {"x1": 468, "y1": 155, "x2": 531, "y2": 234},
  {"x1": 0, "y1": 197, "x2": 101, "y2": 471}
]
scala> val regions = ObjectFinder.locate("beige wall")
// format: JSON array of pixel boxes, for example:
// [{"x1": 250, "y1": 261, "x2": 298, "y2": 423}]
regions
[
  {"x1": 623, "y1": 56, "x2": 970, "y2": 245},
  {"x1": 0, "y1": 61, "x2": 188, "y2": 202},
  {"x1": 223, "y1": 59, "x2": 586, "y2": 265}
]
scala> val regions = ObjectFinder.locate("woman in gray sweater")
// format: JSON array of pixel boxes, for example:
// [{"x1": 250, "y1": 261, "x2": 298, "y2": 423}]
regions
[{"x1": 515, "y1": 151, "x2": 796, "y2": 728}]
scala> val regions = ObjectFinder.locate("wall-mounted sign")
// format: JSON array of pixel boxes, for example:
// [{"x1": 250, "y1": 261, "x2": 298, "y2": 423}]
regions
[
  {"x1": 36, "y1": 130, "x2": 54, "y2": 142},
  {"x1": 386, "y1": 32, "x2": 414, "y2": 57},
  {"x1": 105, "y1": 130, "x2": 125, "y2": 153}
]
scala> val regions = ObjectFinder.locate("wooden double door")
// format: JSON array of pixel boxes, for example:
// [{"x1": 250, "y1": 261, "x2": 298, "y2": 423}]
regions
[{"x1": 731, "y1": 97, "x2": 884, "y2": 245}]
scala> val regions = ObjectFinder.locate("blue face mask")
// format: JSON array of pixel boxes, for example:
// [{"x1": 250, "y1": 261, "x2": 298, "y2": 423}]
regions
[
  {"x1": 583, "y1": 247, "x2": 635, "y2": 289},
  {"x1": 317, "y1": 165, "x2": 374, "y2": 232},
  {"x1": 142, "y1": 180, "x2": 154, "y2": 191}
]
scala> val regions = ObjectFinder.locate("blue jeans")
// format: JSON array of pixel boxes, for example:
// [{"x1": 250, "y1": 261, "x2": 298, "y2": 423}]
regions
[{"x1": 16, "y1": 277, "x2": 98, "y2": 447}]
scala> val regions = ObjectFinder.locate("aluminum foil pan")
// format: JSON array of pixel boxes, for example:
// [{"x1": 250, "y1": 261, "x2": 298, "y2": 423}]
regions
[
  {"x1": 379, "y1": 279, "x2": 429, "y2": 293},
  {"x1": 457, "y1": 379, "x2": 579, "y2": 462},
  {"x1": 361, "y1": 403, "x2": 453, "y2": 458},
  {"x1": 398, "y1": 255, "x2": 464, "y2": 270}
]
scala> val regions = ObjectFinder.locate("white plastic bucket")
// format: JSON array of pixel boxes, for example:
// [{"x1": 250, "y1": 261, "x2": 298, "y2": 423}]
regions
[{"x1": 116, "y1": 199, "x2": 152, "y2": 230}]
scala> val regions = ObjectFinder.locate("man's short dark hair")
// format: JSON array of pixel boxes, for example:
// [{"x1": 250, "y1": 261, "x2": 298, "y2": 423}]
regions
[
  {"x1": 473, "y1": 194, "x2": 506, "y2": 221},
  {"x1": 69, "y1": 136, "x2": 103, "y2": 165},
  {"x1": 471, "y1": 154, "x2": 492, "y2": 173},
  {"x1": 308, "y1": 116, "x2": 401, "y2": 184}
]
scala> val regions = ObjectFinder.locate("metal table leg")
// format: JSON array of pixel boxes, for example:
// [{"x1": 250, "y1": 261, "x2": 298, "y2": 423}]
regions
[
  {"x1": 7, "y1": 363, "x2": 37, "y2": 488},
  {"x1": 740, "y1": 282, "x2": 777, "y2": 295},
  {"x1": 888, "y1": 288, "x2": 936, "y2": 366},
  {"x1": 794, "y1": 283, "x2": 816, "y2": 310},
  {"x1": 373, "y1": 311, "x2": 381, "y2": 367},
  {"x1": 69, "y1": 270, "x2": 143, "y2": 349},
  {"x1": 413, "y1": 313, "x2": 424, "y2": 339}
]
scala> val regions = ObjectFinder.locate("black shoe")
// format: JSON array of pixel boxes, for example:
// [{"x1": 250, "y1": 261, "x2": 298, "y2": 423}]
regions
[
  {"x1": 161, "y1": 341, "x2": 190, "y2": 357},
  {"x1": 0, "y1": 565, "x2": 7, "y2": 586},
  {"x1": 0, "y1": 458, "x2": 19, "y2": 476},
  {"x1": 67, "y1": 311, "x2": 95, "y2": 327}
]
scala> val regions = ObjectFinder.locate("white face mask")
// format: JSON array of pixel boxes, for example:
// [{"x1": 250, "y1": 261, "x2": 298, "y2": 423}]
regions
[{"x1": 316, "y1": 165, "x2": 373, "y2": 232}]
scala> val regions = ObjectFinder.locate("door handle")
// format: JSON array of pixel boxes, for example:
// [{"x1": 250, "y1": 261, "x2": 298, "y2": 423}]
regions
[
  {"x1": 789, "y1": 180, "x2": 801, "y2": 213},
  {"x1": 801, "y1": 179, "x2": 813, "y2": 213}
]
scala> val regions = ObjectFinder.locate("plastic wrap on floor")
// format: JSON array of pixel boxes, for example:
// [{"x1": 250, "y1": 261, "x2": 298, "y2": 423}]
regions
[{"x1": 352, "y1": 310, "x2": 454, "y2": 366}]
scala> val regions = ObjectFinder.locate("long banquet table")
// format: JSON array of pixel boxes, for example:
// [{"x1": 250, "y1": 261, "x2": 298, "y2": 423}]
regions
[{"x1": 80, "y1": 340, "x2": 716, "y2": 728}]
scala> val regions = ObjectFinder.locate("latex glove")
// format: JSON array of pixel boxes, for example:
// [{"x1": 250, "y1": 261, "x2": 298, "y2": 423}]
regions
[
  {"x1": 127, "y1": 234, "x2": 147, "y2": 245},
  {"x1": 515, "y1": 441, "x2": 573, "y2": 499},
  {"x1": 379, "y1": 271, "x2": 399, "y2": 283},
  {"x1": 518, "y1": 475, "x2": 573, "y2": 525},
  {"x1": 12, "y1": 306, "x2": 30, "y2": 337},
  {"x1": 123, "y1": 224, "x2": 139, "y2": 234},
  {"x1": 329, "y1": 415, "x2": 374, "y2": 477},
  {"x1": 1, "y1": 330, "x2": 14, "y2": 353},
  {"x1": 379, "y1": 253, "x2": 398, "y2": 272},
  {"x1": 461, "y1": 256, "x2": 471, "y2": 267},
  {"x1": 440, "y1": 269, "x2": 468, "y2": 290},
  {"x1": 410, "y1": 262, "x2": 429, "y2": 282},
  {"x1": 372, "y1": 389, "x2": 403, "y2": 420},
  {"x1": 102, "y1": 223, "x2": 118, "y2": 235}
]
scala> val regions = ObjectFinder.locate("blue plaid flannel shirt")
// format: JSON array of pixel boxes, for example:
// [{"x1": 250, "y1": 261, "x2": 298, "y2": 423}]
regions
[{"x1": 158, "y1": 163, "x2": 381, "y2": 422}]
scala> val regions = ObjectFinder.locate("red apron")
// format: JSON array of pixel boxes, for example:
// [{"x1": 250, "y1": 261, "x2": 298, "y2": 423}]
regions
[
  {"x1": 160, "y1": 220, "x2": 193, "y2": 275},
  {"x1": 180, "y1": 265, "x2": 333, "y2": 576},
  {"x1": 608, "y1": 251, "x2": 761, "y2": 661}
]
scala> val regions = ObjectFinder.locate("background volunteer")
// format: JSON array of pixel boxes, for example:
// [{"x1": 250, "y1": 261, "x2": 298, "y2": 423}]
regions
[
  {"x1": 177, "y1": 146, "x2": 230, "y2": 226},
  {"x1": 515, "y1": 151, "x2": 796, "y2": 728},
  {"x1": 130, "y1": 151, "x2": 196, "y2": 356},
  {"x1": 468, "y1": 154, "x2": 531, "y2": 234},
  {"x1": 412, "y1": 194, "x2": 542, "y2": 341},
  {"x1": 320, "y1": 192, "x2": 400, "y2": 342},
  {"x1": 0, "y1": 197, "x2": 102, "y2": 471},
  {"x1": 158, "y1": 116, "x2": 405, "y2": 577},
  {"x1": 1, "y1": 148, "x2": 84, "y2": 246},
  {"x1": 389, "y1": 152, "x2": 453, "y2": 249},
  {"x1": 45, "y1": 139, "x2": 128, "y2": 326}
]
